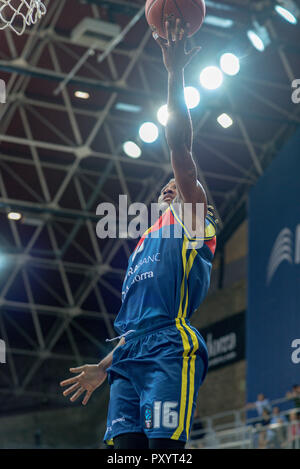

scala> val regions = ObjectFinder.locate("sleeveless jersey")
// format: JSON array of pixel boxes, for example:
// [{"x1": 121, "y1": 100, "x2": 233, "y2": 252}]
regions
[{"x1": 113, "y1": 202, "x2": 217, "y2": 335}]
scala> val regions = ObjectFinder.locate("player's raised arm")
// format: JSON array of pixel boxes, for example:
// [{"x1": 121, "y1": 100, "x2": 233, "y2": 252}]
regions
[{"x1": 153, "y1": 19, "x2": 206, "y2": 209}]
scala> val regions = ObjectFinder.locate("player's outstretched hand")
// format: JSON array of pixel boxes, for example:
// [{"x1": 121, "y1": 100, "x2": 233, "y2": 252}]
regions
[
  {"x1": 60, "y1": 364, "x2": 107, "y2": 406},
  {"x1": 153, "y1": 18, "x2": 201, "y2": 73}
]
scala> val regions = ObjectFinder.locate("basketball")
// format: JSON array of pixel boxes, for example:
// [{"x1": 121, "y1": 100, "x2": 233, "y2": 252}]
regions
[{"x1": 145, "y1": 0, "x2": 206, "y2": 39}]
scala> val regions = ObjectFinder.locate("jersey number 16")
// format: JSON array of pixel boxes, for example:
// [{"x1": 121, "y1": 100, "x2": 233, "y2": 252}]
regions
[{"x1": 153, "y1": 401, "x2": 179, "y2": 429}]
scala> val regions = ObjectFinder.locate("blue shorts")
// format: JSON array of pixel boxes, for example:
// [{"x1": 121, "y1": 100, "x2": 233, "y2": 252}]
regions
[{"x1": 104, "y1": 319, "x2": 208, "y2": 444}]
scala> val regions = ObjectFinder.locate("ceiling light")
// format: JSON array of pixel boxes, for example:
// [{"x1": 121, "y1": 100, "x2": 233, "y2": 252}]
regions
[
  {"x1": 74, "y1": 91, "x2": 90, "y2": 99},
  {"x1": 157, "y1": 104, "x2": 169, "y2": 127},
  {"x1": 200, "y1": 66, "x2": 223, "y2": 90},
  {"x1": 275, "y1": 5, "x2": 297, "y2": 24},
  {"x1": 217, "y1": 113, "x2": 233, "y2": 129},
  {"x1": 115, "y1": 103, "x2": 142, "y2": 113},
  {"x1": 247, "y1": 21, "x2": 271, "y2": 52},
  {"x1": 8, "y1": 212, "x2": 22, "y2": 221},
  {"x1": 139, "y1": 122, "x2": 159, "y2": 143},
  {"x1": 220, "y1": 53, "x2": 240, "y2": 76},
  {"x1": 184, "y1": 87, "x2": 201, "y2": 109},
  {"x1": 123, "y1": 141, "x2": 141, "y2": 158},
  {"x1": 204, "y1": 15, "x2": 234, "y2": 28}
]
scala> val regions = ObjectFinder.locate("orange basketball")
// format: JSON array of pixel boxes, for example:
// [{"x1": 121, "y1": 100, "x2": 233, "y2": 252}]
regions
[{"x1": 145, "y1": 0, "x2": 206, "y2": 39}]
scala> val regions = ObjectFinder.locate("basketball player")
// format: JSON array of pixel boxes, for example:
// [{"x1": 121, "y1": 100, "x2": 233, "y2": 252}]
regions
[{"x1": 60, "y1": 19, "x2": 217, "y2": 450}]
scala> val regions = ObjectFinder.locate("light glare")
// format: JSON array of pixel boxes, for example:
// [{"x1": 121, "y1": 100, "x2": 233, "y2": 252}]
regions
[
  {"x1": 247, "y1": 30, "x2": 265, "y2": 51},
  {"x1": 8, "y1": 212, "x2": 22, "y2": 221},
  {"x1": 220, "y1": 53, "x2": 240, "y2": 76},
  {"x1": 217, "y1": 113, "x2": 233, "y2": 129},
  {"x1": 139, "y1": 122, "x2": 159, "y2": 143},
  {"x1": 74, "y1": 91, "x2": 90, "y2": 99},
  {"x1": 157, "y1": 104, "x2": 169, "y2": 126},
  {"x1": 184, "y1": 86, "x2": 201, "y2": 109},
  {"x1": 123, "y1": 141, "x2": 141, "y2": 158},
  {"x1": 275, "y1": 5, "x2": 297, "y2": 24},
  {"x1": 200, "y1": 66, "x2": 223, "y2": 90}
]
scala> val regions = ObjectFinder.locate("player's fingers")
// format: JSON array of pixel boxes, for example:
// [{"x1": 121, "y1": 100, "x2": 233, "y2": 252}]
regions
[
  {"x1": 70, "y1": 386, "x2": 85, "y2": 402},
  {"x1": 60, "y1": 375, "x2": 80, "y2": 387},
  {"x1": 182, "y1": 22, "x2": 190, "y2": 44},
  {"x1": 165, "y1": 21, "x2": 172, "y2": 45},
  {"x1": 69, "y1": 366, "x2": 84, "y2": 373},
  {"x1": 175, "y1": 18, "x2": 181, "y2": 43},
  {"x1": 62, "y1": 382, "x2": 80, "y2": 397},
  {"x1": 152, "y1": 32, "x2": 167, "y2": 49},
  {"x1": 82, "y1": 391, "x2": 92, "y2": 406},
  {"x1": 187, "y1": 46, "x2": 202, "y2": 60}
]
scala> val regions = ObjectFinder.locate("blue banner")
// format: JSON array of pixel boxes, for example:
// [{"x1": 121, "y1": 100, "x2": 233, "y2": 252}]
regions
[{"x1": 247, "y1": 128, "x2": 300, "y2": 408}]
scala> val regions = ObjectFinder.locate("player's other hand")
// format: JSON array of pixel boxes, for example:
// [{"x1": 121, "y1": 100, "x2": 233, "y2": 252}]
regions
[
  {"x1": 153, "y1": 18, "x2": 201, "y2": 73},
  {"x1": 60, "y1": 364, "x2": 107, "y2": 406}
]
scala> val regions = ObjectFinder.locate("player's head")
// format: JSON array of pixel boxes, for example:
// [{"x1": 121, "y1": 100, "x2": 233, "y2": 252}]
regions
[{"x1": 157, "y1": 178, "x2": 181, "y2": 211}]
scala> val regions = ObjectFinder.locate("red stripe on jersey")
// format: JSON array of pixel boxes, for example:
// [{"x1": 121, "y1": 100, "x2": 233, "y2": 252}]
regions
[
  {"x1": 133, "y1": 208, "x2": 176, "y2": 253},
  {"x1": 205, "y1": 236, "x2": 216, "y2": 256},
  {"x1": 148, "y1": 208, "x2": 176, "y2": 234},
  {"x1": 133, "y1": 236, "x2": 145, "y2": 253}
]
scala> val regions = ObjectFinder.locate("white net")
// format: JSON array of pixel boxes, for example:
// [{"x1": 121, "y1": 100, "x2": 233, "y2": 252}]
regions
[{"x1": 0, "y1": 0, "x2": 46, "y2": 35}]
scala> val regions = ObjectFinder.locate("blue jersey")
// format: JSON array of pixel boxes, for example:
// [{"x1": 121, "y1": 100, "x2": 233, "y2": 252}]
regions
[{"x1": 114, "y1": 203, "x2": 217, "y2": 336}]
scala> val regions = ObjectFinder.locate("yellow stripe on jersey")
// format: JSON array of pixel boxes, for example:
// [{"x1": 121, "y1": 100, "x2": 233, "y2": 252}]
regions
[
  {"x1": 171, "y1": 318, "x2": 191, "y2": 440},
  {"x1": 181, "y1": 248, "x2": 198, "y2": 319},
  {"x1": 170, "y1": 202, "x2": 216, "y2": 241},
  {"x1": 181, "y1": 319, "x2": 199, "y2": 440},
  {"x1": 172, "y1": 237, "x2": 201, "y2": 440},
  {"x1": 177, "y1": 236, "x2": 188, "y2": 319}
]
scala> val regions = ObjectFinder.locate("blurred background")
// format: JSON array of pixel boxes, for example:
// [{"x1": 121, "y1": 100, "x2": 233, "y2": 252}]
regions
[{"x1": 0, "y1": 0, "x2": 299, "y2": 449}]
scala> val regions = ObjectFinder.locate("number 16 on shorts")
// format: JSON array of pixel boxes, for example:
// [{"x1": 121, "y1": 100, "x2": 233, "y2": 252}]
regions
[{"x1": 145, "y1": 401, "x2": 178, "y2": 429}]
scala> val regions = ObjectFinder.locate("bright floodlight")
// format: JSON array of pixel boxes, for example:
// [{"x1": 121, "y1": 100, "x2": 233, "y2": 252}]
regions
[
  {"x1": 220, "y1": 53, "x2": 240, "y2": 76},
  {"x1": 247, "y1": 30, "x2": 265, "y2": 51},
  {"x1": 204, "y1": 15, "x2": 234, "y2": 28},
  {"x1": 200, "y1": 66, "x2": 223, "y2": 90},
  {"x1": 139, "y1": 122, "x2": 159, "y2": 143},
  {"x1": 74, "y1": 91, "x2": 90, "y2": 99},
  {"x1": 184, "y1": 86, "x2": 200, "y2": 109},
  {"x1": 217, "y1": 113, "x2": 233, "y2": 129},
  {"x1": 123, "y1": 141, "x2": 141, "y2": 158},
  {"x1": 157, "y1": 104, "x2": 169, "y2": 126},
  {"x1": 8, "y1": 212, "x2": 22, "y2": 221},
  {"x1": 275, "y1": 5, "x2": 297, "y2": 24}
]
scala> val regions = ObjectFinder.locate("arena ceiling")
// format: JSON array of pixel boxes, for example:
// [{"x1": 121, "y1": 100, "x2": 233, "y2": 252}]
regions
[{"x1": 0, "y1": 0, "x2": 299, "y2": 414}]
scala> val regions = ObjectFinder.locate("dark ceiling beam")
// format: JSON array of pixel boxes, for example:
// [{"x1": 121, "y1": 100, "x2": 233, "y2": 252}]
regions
[
  {"x1": 7, "y1": 89, "x2": 299, "y2": 127},
  {"x1": 82, "y1": 0, "x2": 142, "y2": 14},
  {"x1": 85, "y1": 0, "x2": 241, "y2": 13},
  {"x1": 0, "y1": 62, "x2": 161, "y2": 100}
]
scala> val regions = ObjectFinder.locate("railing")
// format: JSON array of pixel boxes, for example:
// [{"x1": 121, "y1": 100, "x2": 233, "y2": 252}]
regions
[
  {"x1": 197, "y1": 396, "x2": 297, "y2": 434},
  {"x1": 187, "y1": 421, "x2": 300, "y2": 449},
  {"x1": 188, "y1": 395, "x2": 300, "y2": 449}
]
